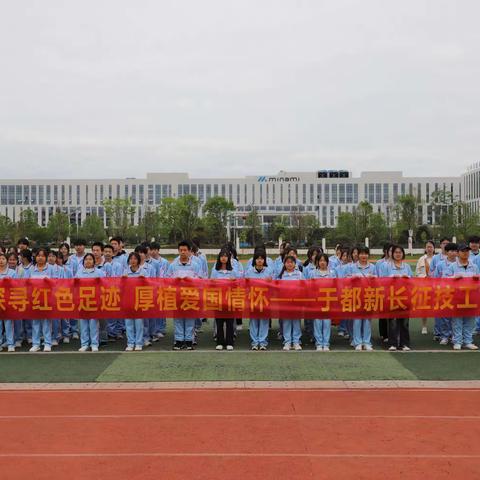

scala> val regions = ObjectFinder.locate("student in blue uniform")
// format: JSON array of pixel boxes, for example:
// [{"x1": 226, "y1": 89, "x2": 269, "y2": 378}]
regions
[
  {"x1": 70, "y1": 239, "x2": 87, "y2": 276},
  {"x1": 167, "y1": 240, "x2": 202, "y2": 350},
  {"x1": 278, "y1": 255, "x2": 304, "y2": 351},
  {"x1": 432, "y1": 242, "x2": 458, "y2": 345},
  {"x1": 385, "y1": 245, "x2": 413, "y2": 351},
  {"x1": 0, "y1": 253, "x2": 17, "y2": 352},
  {"x1": 335, "y1": 247, "x2": 353, "y2": 339},
  {"x1": 468, "y1": 236, "x2": 480, "y2": 334},
  {"x1": 29, "y1": 248, "x2": 55, "y2": 352},
  {"x1": 309, "y1": 253, "x2": 336, "y2": 351},
  {"x1": 111, "y1": 236, "x2": 128, "y2": 271},
  {"x1": 444, "y1": 243, "x2": 479, "y2": 350},
  {"x1": 347, "y1": 246, "x2": 377, "y2": 351},
  {"x1": 375, "y1": 243, "x2": 392, "y2": 343},
  {"x1": 123, "y1": 252, "x2": 150, "y2": 351},
  {"x1": 76, "y1": 253, "x2": 106, "y2": 352},
  {"x1": 48, "y1": 250, "x2": 65, "y2": 346},
  {"x1": 429, "y1": 237, "x2": 450, "y2": 277},
  {"x1": 210, "y1": 248, "x2": 241, "y2": 350}
]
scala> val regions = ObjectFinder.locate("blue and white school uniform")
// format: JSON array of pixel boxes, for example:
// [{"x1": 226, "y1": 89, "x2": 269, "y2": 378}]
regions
[
  {"x1": 143, "y1": 259, "x2": 161, "y2": 344},
  {"x1": 348, "y1": 262, "x2": 377, "y2": 348},
  {"x1": 29, "y1": 264, "x2": 56, "y2": 349},
  {"x1": 335, "y1": 262, "x2": 353, "y2": 338},
  {"x1": 50, "y1": 264, "x2": 69, "y2": 343},
  {"x1": 151, "y1": 256, "x2": 170, "y2": 336},
  {"x1": 0, "y1": 267, "x2": 17, "y2": 350},
  {"x1": 112, "y1": 252, "x2": 128, "y2": 272},
  {"x1": 432, "y1": 259, "x2": 456, "y2": 342},
  {"x1": 309, "y1": 268, "x2": 337, "y2": 349},
  {"x1": 328, "y1": 255, "x2": 341, "y2": 270},
  {"x1": 123, "y1": 266, "x2": 150, "y2": 349},
  {"x1": 278, "y1": 269, "x2": 304, "y2": 347},
  {"x1": 167, "y1": 258, "x2": 203, "y2": 343},
  {"x1": 245, "y1": 267, "x2": 271, "y2": 348},
  {"x1": 17, "y1": 263, "x2": 34, "y2": 343},
  {"x1": 102, "y1": 261, "x2": 124, "y2": 338},
  {"x1": 75, "y1": 267, "x2": 106, "y2": 350},
  {"x1": 444, "y1": 260, "x2": 479, "y2": 348},
  {"x1": 471, "y1": 254, "x2": 480, "y2": 334}
]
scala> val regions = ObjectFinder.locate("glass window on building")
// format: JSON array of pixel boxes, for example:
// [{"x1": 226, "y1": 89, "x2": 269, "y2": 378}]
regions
[
  {"x1": 155, "y1": 185, "x2": 161, "y2": 204},
  {"x1": 213, "y1": 184, "x2": 218, "y2": 196},
  {"x1": 198, "y1": 184, "x2": 205, "y2": 202},
  {"x1": 309, "y1": 184, "x2": 314, "y2": 204},
  {"x1": 108, "y1": 184, "x2": 112, "y2": 200},
  {"x1": 132, "y1": 184, "x2": 137, "y2": 204},
  {"x1": 375, "y1": 183, "x2": 381, "y2": 204},
  {"x1": 322, "y1": 205, "x2": 327, "y2": 225},
  {"x1": 39, "y1": 185, "x2": 44, "y2": 204},
  {"x1": 287, "y1": 185, "x2": 291, "y2": 204},
  {"x1": 228, "y1": 184, "x2": 232, "y2": 202},
  {"x1": 331, "y1": 184, "x2": 338, "y2": 203},
  {"x1": 206, "y1": 184, "x2": 212, "y2": 201},
  {"x1": 272, "y1": 184, "x2": 276, "y2": 205},
  {"x1": 368, "y1": 184, "x2": 375, "y2": 203},
  {"x1": 330, "y1": 206, "x2": 335, "y2": 226},
  {"x1": 221, "y1": 184, "x2": 226, "y2": 197},
  {"x1": 401, "y1": 183, "x2": 405, "y2": 196},
  {"x1": 302, "y1": 184, "x2": 306, "y2": 203},
  {"x1": 31, "y1": 185, "x2": 37, "y2": 204},
  {"x1": 23, "y1": 185, "x2": 29, "y2": 204},
  {"x1": 409, "y1": 183, "x2": 413, "y2": 196},
  {"x1": 417, "y1": 183, "x2": 422, "y2": 202},
  {"x1": 317, "y1": 184, "x2": 322, "y2": 203},
  {"x1": 82, "y1": 185, "x2": 85, "y2": 205},
  {"x1": 68, "y1": 185, "x2": 72, "y2": 205},
  {"x1": 295, "y1": 184, "x2": 299, "y2": 204},
  {"x1": 259, "y1": 184, "x2": 263, "y2": 204},
  {"x1": 265, "y1": 184, "x2": 269, "y2": 204},
  {"x1": 324, "y1": 184, "x2": 330, "y2": 203},
  {"x1": 191, "y1": 184, "x2": 197, "y2": 197},
  {"x1": 15, "y1": 185, "x2": 22, "y2": 205},
  {"x1": 116, "y1": 184, "x2": 120, "y2": 198},
  {"x1": 280, "y1": 184, "x2": 284, "y2": 203},
  {"x1": 148, "y1": 184, "x2": 154, "y2": 205},
  {"x1": 236, "y1": 184, "x2": 240, "y2": 204},
  {"x1": 383, "y1": 183, "x2": 389, "y2": 204},
  {"x1": 339, "y1": 184, "x2": 345, "y2": 203},
  {"x1": 251, "y1": 184, "x2": 255, "y2": 204},
  {"x1": 354, "y1": 184, "x2": 358, "y2": 203},
  {"x1": 244, "y1": 184, "x2": 247, "y2": 204},
  {"x1": 139, "y1": 184, "x2": 144, "y2": 204},
  {"x1": 346, "y1": 183, "x2": 353, "y2": 203},
  {"x1": 124, "y1": 184, "x2": 128, "y2": 199}
]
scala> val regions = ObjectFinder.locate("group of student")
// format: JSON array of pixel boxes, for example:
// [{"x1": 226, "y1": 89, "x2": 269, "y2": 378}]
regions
[{"x1": 0, "y1": 235, "x2": 479, "y2": 353}]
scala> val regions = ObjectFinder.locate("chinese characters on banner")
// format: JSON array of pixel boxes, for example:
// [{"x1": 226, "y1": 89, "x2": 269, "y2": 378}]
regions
[{"x1": 0, "y1": 277, "x2": 479, "y2": 320}]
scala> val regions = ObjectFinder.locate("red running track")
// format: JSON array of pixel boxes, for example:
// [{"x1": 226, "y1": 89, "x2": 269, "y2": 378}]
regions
[{"x1": 0, "y1": 388, "x2": 479, "y2": 479}]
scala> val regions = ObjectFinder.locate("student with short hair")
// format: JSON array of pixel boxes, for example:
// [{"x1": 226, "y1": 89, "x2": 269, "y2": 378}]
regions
[{"x1": 0, "y1": 253, "x2": 17, "y2": 352}]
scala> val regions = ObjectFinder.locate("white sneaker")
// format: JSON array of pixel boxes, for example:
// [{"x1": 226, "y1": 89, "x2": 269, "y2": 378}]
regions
[
  {"x1": 43, "y1": 345, "x2": 51, "y2": 352},
  {"x1": 439, "y1": 338, "x2": 449, "y2": 345},
  {"x1": 421, "y1": 327, "x2": 428, "y2": 335},
  {"x1": 29, "y1": 345, "x2": 41, "y2": 352},
  {"x1": 323, "y1": 346, "x2": 330, "y2": 351},
  {"x1": 15, "y1": 341, "x2": 22, "y2": 348},
  {"x1": 283, "y1": 344, "x2": 291, "y2": 351},
  {"x1": 338, "y1": 331, "x2": 345, "y2": 337},
  {"x1": 125, "y1": 346, "x2": 134, "y2": 352},
  {"x1": 226, "y1": 345, "x2": 234, "y2": 351},
  {"x1": 364, "y1": 345, "x2": 373, "y2": 351},
  {"x1": 216, "y1": 345, "x2": 224, "y2": 350},
  {"x1": 355, "y1": 344, "x2": 363, "y2": 351},
  {"x1": 78, "y1": 346, "x2": 89, "y2": 352},
  {"x1": 293, "y1": 344, "x2": 302, "y2": 351},
  {"x1": 91, "y1": 346, "x2": 99, "y2": 352},
  {"x1": 72, "y1": 333, "x2": 79, "y2": 340},
  {"x1": 7, "y1": 346, "x2": 15, "y2": 352},
  {"x1": 453, "y1": 344, "x2": 462, "y2": 350},
  {"x1": 1, "y1": 342, "x2": 7, "y2": 349},
  {"x1": 144, "y1": 340, "x2": 152, "y2": 347},
  {"x1": 464, "y1": 343, "x2": 479, "y2": 350},
  {"x1": 134, "y1": 345, "x2": 143, "y2": 351},
  {"x1": 156, "y1": 333, "x2": 165, "y2": 338},
  {"x1": 236, "y1": 325, "x2": 243, "y2": 331},
  {"x1": 316, "y1": 345, "x2": 323, "y2": 351},
  {"x1": 402, "y1": 346, "x2": 411, "y2": 351},
  {"x1": 388, "y1": 346, "x2": 397, "y2": 351},
  {"x1": 63, "y1": 337, "x2": 70, "y2": 344},
  {"x1": 51, "y1": 340, "x2": 59, "y2": 347}
]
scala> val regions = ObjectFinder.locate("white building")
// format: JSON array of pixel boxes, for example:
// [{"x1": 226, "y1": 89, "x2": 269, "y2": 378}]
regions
[
  {"x1": 0, "y1": 170, "x2": 461, "y2": 229},
  {"x1": 463, "y1": 162, "x2": 480, "y2": 212}
]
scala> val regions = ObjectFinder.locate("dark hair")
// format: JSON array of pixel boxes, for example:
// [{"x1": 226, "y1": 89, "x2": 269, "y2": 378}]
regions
[
  {"x1": 350, "y1": 246, "x2": 360, "y2": 258},
  {"x1": 178, "y1": 240, "x2": 192, "y2": 250},
  {"x1": 48, "y1": 250, "x2": 58, "y2": 258},
  {"x1": 192, "y1": 237, "x2": 201, "y2": 249},
  {"x1": 315, "y1": 253, "x2": 330, "y2": 268},
  {"x1": 127, "y1": 252, "x2": 141, "y2": 265},
  {"x1": 82, "y1": 253, "x2": 95, "y2": 266},
  {"x1": 424, "y1": 240, "x2": 435, "y2": 254},
  {"x1": 134, "y1": 245, "x2": 148, "y2": 255},
  {"x1": 0, "y1": 253, "x2": 8, "y2": 263},
  {"x1": 19, "y1": 249, "x2": 32, "y2": 263},
  {"x1": 59, "y1": 242, "x2": 70, "y2": 251},
  {"x1": 285, "y1": 246, "x2": 298, "y2": 256},
  {"x1": 339, "y1": 247, "x2": 350, "y2": 262},
  {"x1": 7, "y1": 252, "x2": 18, "y2": 263},
  {"x1": 72, "y1": 238, "x2": 87, "y2": 246},
  {"x1": 252, "y1": 251, "x2": 268, "y2": 268},
  {"x1": 17, "y1": 238, "x2": 30, "y2": 247},
  {"x1": 225, "y1": 241, "x2": 238, "y2": 260},
  {"x1": 357, "y1": 246, "x2": 370, "y2": 256},
  {"x1": 279, "y1": 255, "x2": 298, "y2": 278},
  {"x1": 215, "y1": 249, "x2": 232, "y2": 271},
  {"x1": 439, "y1": 237, "x2": 451, "y2": 244},
  {"x1": 34, "y1": 248, "x2": 49, "y2": 262},
  {"x1": 469, "y1": 236, "x2": 480, "y2": 244},
  {"x1": 91, "y1": 242, "x2": 104, "y2": 250},
  {"x1": 150, "y1": 241, "x2": 160, "y2": 250},
  {"x1": 391, "y1": 245, "x2": 406, "y2": 259},
  {"x1": 103, "y1": 244, "x2": 114, "y2": 251},
  {"x1": 280, "y1": 242, "x2": 291, "y2": 260},
  {"x1": 304, "y1": 246, "x2": 322, "y2": 267},
  {"x1": 445, "y1": 242, "x2": 458, "y2": 253},
  {"x1": 110, "y1": 236, "x2": 124, "y2": 244}
]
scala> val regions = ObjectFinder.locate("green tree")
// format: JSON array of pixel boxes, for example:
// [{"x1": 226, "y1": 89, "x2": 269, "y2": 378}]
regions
[
  {"x1": 368, "y1": 212, "x2": 389, "y2": 246},
  {"x1": 267, "y1": 216, "x2": 290, "y2": 242},
  {"x1": 0, "y1": 215, "x2": 15, "y2": 245},
  {"x1": 203, "y1": 196, "x2": 235, "y2": 244},
  {"x1": 102, "y1": 198, "x2": 135, "y2": 238},
  {"x1": 16, "y1": 209, "x2": 38, "y2": 240},
  {"x1": 158, "y1": 198, "x2": 181, "y2": 243},
  {"x1": 79, "y1": 214, "x2": 106, "y2": 243},
  {"x1": 137, "y1": 208, "x2": 162, "y2": 242},
  {"x1": 244, "y1": 207, "x2": 262, "y2": 246},
  {"x1": 176, "y1": 195, "x2": 200, "y2": 240},
  {"x1": 47, "y1": 211, "x2": 70, "y2": 244},
  {"x1": 394, "y1": 195, "x2": 419, "y2": 240}
]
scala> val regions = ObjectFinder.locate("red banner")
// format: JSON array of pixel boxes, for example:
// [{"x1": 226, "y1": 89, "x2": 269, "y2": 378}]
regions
[{"x1": 0, "y1": 277, "x2": 479, "y2": 320}]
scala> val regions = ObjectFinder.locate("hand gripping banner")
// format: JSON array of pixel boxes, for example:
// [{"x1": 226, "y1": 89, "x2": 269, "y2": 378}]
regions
[{"x1": 0, "y1": 277, "x2": 479, "y2": 320}]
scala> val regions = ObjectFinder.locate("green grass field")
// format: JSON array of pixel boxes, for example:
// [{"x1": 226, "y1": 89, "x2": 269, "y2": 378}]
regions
[{"x1": 1, "y1": 319, "x2": 479, "y2": 383}]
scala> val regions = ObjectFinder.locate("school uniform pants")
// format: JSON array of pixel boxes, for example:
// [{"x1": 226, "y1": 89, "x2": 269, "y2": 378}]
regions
[
  {"x1": 80, "y1": 319, "x2": 100, "y2": 348},
  {"x1": 249, "y1": 319, "x2": 269, "y2": 347},
  {"x1": 387, "y1": 318, "x2": 410, "y2": 348},
  {"x1": 99, "y1": 320, "x2": 109, "y2": 343},
  {"x1": 125, "y1": 319, "x2": 144, "y2": 347},
  {"x1": 282, "y1": 320, "x2": 302, "y2": 345},
  {"x1": 313, "y1": 319, "x2": 331, "y2": 348},
  {"x1": 32, "y1": 319, "x2": 52, "y2": 347},
  {"x1": 451, "y1": 317, "x2": 475, "y2": 346},
  {"x1": 1, "y1": 320, "x2": 14, "y2": 347},
  {"x1": 353, "y1": 319, "x2": 372, "y2": 347},
  {"x1": 378, "y1": 319, "x2": 388, "y2": 339},
  {"x1": 215, "y1": 318, "x2": 235, "y2": 347},
  {"x1": 174, "y1": 319, "x2": 195, "y2": 342}
]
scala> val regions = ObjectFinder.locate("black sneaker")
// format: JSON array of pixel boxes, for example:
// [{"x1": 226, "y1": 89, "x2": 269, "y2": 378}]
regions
[
  {"x1": 185, "y1": 341, "x2": 194, "y2": 350},
  {"x1": 173, "y1": 341, "x2": 183, "y2": 350}
]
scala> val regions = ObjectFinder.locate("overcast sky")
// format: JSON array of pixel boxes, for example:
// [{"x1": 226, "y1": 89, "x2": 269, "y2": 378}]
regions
[{"x1": 1, "y1": 0, "x2": 479, "y2": 179}]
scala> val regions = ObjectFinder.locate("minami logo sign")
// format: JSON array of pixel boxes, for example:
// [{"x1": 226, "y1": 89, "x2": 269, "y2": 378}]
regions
[{"x1": 257, "y1": 176, "x2": 300, "y2": 183}]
